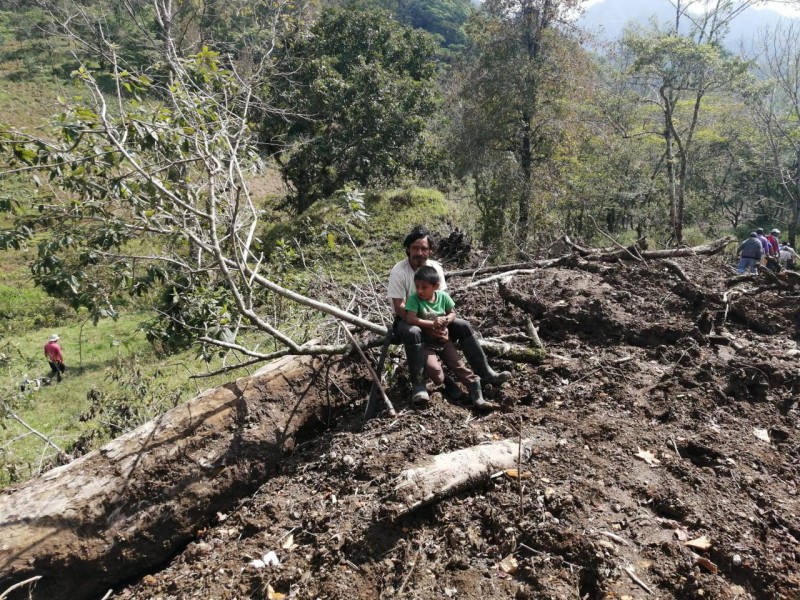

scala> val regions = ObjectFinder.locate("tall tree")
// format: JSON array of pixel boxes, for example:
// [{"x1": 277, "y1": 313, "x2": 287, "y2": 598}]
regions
[
  {"x1": 449, "y1": 0, "x2": 585, "y2": 255},
  {"x1": 748, "y1": 20, "x2": 800, "y2": 247},
  {"x1": 622, "y1": 0, "x2": 754, "y2": 244},
  {"x1": 1, "y1": 18, "x2": 388, "y2": 367}
]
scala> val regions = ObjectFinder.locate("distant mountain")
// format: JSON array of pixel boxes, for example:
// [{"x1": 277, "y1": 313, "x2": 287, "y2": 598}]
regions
[{"x1": 577, "y1": 0, "x2": 798, "y2": 51}]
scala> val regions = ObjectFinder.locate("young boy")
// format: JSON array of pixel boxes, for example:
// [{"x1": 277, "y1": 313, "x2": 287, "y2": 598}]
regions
[{"x1": 404, "y1": 266, "x2": 494, "y2": 410}]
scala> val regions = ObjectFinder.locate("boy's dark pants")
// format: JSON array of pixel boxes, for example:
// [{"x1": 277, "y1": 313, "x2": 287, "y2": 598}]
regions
[{"x1": 423, "y1": 341, "x2": 478, "y2": 385}]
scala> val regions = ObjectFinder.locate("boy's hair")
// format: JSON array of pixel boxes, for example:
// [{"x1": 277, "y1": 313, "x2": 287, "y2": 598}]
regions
[{"x1": 414, "y1": 265, "x2": 440, "y2": 285}]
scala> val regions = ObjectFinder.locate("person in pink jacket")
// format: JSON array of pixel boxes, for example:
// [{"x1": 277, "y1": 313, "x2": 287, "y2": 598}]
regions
[{"x1": 43, "y1": 333, "x2": 65, "y2": 382}]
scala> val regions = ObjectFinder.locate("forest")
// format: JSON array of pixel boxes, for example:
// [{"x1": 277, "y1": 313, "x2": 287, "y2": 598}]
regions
[{"x1": 1, "y1": 1, "x2": 800, "y2": 599}]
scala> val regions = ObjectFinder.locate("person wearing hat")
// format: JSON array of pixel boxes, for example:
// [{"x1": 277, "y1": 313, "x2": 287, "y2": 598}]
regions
[
  {"x1": 736, "y1": 232, "x2": 762, "y2": 274},
  {"x1": 767, "y1": 229, "x2": 781, "y2": 256},
  {"x1": 765, "y1": 229, "x2": 781, "y2": 271},
  {"x1": 43, "y1": 333, "x2": 65, "y2": 382}
]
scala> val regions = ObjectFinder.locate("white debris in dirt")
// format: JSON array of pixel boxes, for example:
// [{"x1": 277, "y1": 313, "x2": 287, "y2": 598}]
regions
[{"x1": 752, "y1": 428, "x2": 770, "y2": 443}]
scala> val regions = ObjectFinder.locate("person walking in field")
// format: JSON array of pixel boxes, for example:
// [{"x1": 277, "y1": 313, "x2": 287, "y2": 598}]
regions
[
  {"x1": 766, "y1": 229, "x2": 781, "y2": 271},
  {"x1": 755, "y1": 228, "x2": 770, "y2": 265},
  {"x1": 779, "y1": 244, "x2": 799, "y2": 270},
  {"x1": 44, "y1": 333, "x2": 65, "y2": 382}
]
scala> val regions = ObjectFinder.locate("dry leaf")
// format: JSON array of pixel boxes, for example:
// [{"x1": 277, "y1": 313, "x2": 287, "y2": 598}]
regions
[
  {"x1": 753, "y1": 428, "x2": 770, "y2": 443},
  {"x1": 281, "y1": 534, "x2": 294, "y2": 550},
  {"x1": 504, "y1": 468, "x2": 531, "y2": 479},
  {"x1": 498, "y1": 555, "x2": 518, "y2": 574},
  {"x1": 635, "y1": 447, "x2": 661, "y2": 466},
  {"x1": 684, "y1": 535, "x2": 712, "y2": 550},
  {"x1": 267, "y1": 584, "x2": 286, "y2": 600},
  {"x1": 694, "y1": 556, "x2": 718, "y2": 574},
  {"x1": 467, "y1": 525, "x2": 482, "y2": 549}
]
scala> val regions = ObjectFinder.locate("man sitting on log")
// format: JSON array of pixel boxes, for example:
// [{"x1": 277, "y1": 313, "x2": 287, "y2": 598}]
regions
[{"x1": 387, "y1": 226, "x2": 510, "y2": 404}]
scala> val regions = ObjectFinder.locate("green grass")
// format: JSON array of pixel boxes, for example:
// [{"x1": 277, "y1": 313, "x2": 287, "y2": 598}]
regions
[{"x1": 0, "y1": 311, "x2": 257, "y2": 486}]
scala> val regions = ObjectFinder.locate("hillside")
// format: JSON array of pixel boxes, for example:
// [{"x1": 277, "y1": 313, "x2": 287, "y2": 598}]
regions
[
  {"x1": 579, "y1": 0, "x2": 799, "y2": 49},
  {"x1": 2, "y1": 243, "x2": 798, "y2": 600}
]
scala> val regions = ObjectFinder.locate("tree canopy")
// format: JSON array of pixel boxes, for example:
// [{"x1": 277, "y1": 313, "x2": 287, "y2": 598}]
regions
[{"x1": 262, "y1": 7, "x2": 439, "y2": 213}]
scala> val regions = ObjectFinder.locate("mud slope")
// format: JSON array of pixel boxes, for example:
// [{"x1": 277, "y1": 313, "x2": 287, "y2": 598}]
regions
[{"x1": 75, "y1": 256, "x2": 800, "y2": 599}]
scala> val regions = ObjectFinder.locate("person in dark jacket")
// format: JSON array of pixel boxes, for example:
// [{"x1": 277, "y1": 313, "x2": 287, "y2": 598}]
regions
[{"x1": 737, "y1": 232, "x2": 762, "y2": 274}]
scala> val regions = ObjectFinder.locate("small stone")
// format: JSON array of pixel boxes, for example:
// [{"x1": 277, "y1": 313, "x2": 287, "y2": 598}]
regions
[
  {"x1": 249, "y1": 559, "x2": 266, "y2": 569},
  {"x1": 732, "y1": 554, "x2": 742, "y2": 566}
]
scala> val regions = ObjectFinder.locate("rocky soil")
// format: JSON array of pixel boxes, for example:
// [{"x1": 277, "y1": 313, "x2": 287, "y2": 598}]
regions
[{"x1": 22, "y1": 251, "x2": 800, "y2": 600}]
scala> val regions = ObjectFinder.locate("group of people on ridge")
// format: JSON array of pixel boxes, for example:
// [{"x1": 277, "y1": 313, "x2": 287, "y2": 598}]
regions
[
  {"x1": 736, "y1": 227, "x2": 798, "y2": 273},
  {"x1": 387, "y1": 226, "x2": 510, "y2": 411}
]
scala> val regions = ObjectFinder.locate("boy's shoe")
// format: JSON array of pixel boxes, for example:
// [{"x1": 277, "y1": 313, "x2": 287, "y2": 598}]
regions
[
  {"x1": 468, "y1": 381, "x2": 498, "y2": 411},
  {"x1": 443, "y1": 375, "x2": 463, "y2": 400}
]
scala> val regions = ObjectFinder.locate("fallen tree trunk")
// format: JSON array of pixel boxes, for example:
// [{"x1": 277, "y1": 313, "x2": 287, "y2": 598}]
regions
[
  {"x1": 580, "y1": 236, "x2": 735, "y2": 262},
  {"x1": 387, "y1": 438, "x2": 536, "y2": 519},
  {"x1": 454, "y1": 237, "x2": 736, "y2": 284},
  {"x1": 0, "y1": 354, "x2": 329, "y2": 600}
]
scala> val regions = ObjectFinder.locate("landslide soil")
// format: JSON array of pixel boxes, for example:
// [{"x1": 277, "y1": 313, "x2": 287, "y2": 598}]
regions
[{"x1": 115, "y1": 254, "x2": 800, "y2": 600}]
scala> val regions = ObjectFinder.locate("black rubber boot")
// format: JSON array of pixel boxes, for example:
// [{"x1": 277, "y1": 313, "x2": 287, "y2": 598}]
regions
[
  {"x1": 405, "y1": 343, "x2": 429, "y2": 404},
  {"x1": 443, "y1": 375, "x2": 463, "y2": 400},
  {"x1": 468, "y1": 380, "x2": 495, "y2": 411},
  {"x1": 460, "y1": 334, "x2": 511, "y2": 385}
]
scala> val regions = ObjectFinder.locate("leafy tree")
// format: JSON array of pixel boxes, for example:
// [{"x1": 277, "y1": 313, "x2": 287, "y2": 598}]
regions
[
  {"x1": 621, "y1": 0, "x2": 753, "y2": 244},
  {"x1": 1, "y1": 41, "x2": 386, "y2": 368},
  {"x1": 747, "y1": 20, "x2": 800, "y2": 247},
  {"x1": 397, "y1": 0, "x2": 474, "y2": 50},
  {"x1": 261, "y1": 7, "x2": 439, "y2": 213},
  {"x1": 344, "y1": 0, "x2": 475, "y2": 51},
  {"x1": 449, "y1": 0, "x2": 587, "y2": 254}
]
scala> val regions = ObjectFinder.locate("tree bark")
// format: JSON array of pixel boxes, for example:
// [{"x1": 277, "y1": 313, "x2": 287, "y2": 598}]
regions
[
  {"x1": 387, "y1": 438, "x2": 537, "y2": 519},
  {"x1": 0, "y1": 354, "x2": 327, "y2": 600}
]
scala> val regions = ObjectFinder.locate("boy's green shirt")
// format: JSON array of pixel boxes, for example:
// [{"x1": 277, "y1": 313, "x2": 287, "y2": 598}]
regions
[{"x1": 405, "y1": 290, "x2": 455, "y2": 321}]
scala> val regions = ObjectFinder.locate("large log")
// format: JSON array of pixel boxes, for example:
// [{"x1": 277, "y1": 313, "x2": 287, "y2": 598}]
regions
[{"x1": 0, "y1": 354, "x2": 328, "y2": 600}]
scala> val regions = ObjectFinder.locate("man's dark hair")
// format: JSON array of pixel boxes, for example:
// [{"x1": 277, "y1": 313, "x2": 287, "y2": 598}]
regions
[
  {"x1": 413, "y1": 265, "x2": 440, "y2": 285},
  {"x1": 403, "y1": 226, "x2": 434, "y2": 251}
]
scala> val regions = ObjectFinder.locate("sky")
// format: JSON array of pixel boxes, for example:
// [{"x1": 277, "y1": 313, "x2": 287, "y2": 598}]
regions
[{"x1": 582, "y1": 0, "x2": 800, "y2": 17}]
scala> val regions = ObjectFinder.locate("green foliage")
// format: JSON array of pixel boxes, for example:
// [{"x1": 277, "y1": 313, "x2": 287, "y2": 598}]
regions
[
  {"x1": 261, "y1": 6, "x2": 440, "y2": 213},
  {"x1": 261, "y1": 185, "x2": 451, "y2": 277},
  {"x1": 76, "y1": 357, "x2": 182, "y2": 443},
  {"x1": 450, "y1": 0, "x2": 588, "y2": 253}
]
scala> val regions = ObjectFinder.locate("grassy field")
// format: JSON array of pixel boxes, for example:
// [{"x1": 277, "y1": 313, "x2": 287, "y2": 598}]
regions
[{"x1": 0, "y1": 310, "x2": 260, "y2": 486}]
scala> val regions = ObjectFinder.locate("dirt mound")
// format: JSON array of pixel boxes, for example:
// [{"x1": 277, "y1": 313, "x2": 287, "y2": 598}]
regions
[{"x1": 24, "y1": 255, "x2": 800, "y2": 599}]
